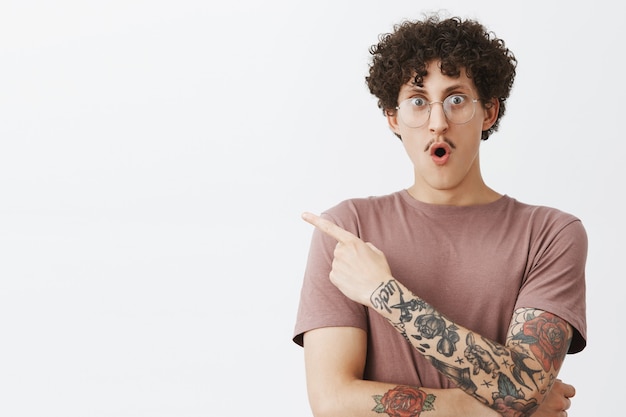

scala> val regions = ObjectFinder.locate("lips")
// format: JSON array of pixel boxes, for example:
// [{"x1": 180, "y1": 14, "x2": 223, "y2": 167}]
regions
[{"x1": 430, "y1": 143, "x2": 451, "y2": 165}]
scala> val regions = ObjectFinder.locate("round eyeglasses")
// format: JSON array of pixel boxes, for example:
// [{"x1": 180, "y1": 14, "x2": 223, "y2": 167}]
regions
[{"x1": 395, "y1": 94, "x2": 479, "y2": 128}]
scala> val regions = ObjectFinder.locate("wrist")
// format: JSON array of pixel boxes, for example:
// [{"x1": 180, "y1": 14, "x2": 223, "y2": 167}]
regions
[{"x1": 369, "y1": 278, "x2": 415, "y2": 321}]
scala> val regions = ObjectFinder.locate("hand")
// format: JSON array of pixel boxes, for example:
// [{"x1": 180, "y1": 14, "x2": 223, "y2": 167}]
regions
[
  {"x1": 301, "y1": 212, "x2": 393, "y2": 306},
  {"x1": 532, "y1": 379, "x2": 575, "y2": 417}
]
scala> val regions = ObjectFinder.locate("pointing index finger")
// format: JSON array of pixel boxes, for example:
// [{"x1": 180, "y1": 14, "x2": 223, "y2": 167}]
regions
[{"x1": 301, "y1": 212, "x2": 358, "y2": 243}]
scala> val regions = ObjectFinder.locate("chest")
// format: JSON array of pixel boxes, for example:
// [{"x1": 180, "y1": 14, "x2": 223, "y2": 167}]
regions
[{"x1": 365, "y1": 218, "x2": 531, "y2": 326}]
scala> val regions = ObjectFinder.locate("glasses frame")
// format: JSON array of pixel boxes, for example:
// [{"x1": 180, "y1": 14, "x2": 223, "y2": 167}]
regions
[{"x1": 395, "y1": 94, "x2": 480, "y2": 128}]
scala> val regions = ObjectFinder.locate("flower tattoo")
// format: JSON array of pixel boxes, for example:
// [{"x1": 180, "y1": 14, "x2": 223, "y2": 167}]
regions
[
  {"x1": 414, "y1": 314, "x2": 460, "y2": 357},
  {"x1": 513, "y1": 312, "x2": 569, "y2": 372},
  {"x1": 372, "y1": 385, "x2": 435, "y2": 417}
]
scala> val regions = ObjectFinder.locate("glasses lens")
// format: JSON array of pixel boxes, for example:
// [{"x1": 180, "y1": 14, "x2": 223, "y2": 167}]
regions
[
  {"x1": 398, "y1": 98, "x2": 430, "y2": 128},
  {"x1": 443, "y1": 94, "x2": 475, "y2": 124}
]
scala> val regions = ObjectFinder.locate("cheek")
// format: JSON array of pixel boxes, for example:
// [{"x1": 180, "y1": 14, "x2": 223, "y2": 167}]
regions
[{"x1": 401, "y1": 138, "x2": 425, "y2": 164}]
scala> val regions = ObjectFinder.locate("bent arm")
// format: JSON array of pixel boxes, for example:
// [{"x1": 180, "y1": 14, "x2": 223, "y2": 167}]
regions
[
  {"x1": 368, "y1": 279, "x2": 571, "y2": 416},
  {"x1": 301, "y1": 212, "x2": 574, "y2": 416},
  {"x1": 304, "y1": 326, "x2": 501, "y2": 417},
  {"x1": 304, "y1": 326, "x2": 574, "y2": 417}
]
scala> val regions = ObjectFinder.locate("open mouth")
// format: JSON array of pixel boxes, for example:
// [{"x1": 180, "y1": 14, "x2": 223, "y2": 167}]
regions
[
  {"x1": 434, "y1": 147, "x2": 447, "y2": 157},
  {"x1": 429, "y1": 143, "x2": 452, "y2": 165}
]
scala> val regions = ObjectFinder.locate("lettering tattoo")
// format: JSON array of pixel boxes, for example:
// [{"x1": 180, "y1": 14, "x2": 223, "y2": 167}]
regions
[
  {"x1": 370, "y1": 280, "x2": 402, "y2": 314},
  {"x1": 371, "y1": 279, "x2": 428, "y2": 320},
  {"x1": 372, "y1": 385, "x2": 436, "y2": 416}
]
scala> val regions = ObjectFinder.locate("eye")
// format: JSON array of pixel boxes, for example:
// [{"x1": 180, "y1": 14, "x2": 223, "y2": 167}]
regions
[
  {"x1": 447, "y1": 94, "x2": 466, "y2": 106},
  {"x1": 409, "y1": 97, "x2": 427, "y2": 108}
]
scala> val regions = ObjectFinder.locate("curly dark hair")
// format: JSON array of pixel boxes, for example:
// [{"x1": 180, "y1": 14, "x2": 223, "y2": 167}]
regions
[{"x1": 366, "y1": 14, "x2": 517, "y2": 140}]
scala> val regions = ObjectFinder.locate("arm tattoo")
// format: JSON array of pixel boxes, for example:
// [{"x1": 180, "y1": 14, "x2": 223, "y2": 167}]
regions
[
  {"x1": 509, "y1": 308, "x2": 570, "y2": 373},
  {"x1": 372, "y1": 385, "x2": 436, "y2": 416},
  {"x1": 368, "y1": 281, "x2": 573, "y2": 417}
]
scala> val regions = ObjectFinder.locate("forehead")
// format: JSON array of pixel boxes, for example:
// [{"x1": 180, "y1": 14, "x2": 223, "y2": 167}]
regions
[{"x1": 399, "y1": 61, "x2": 476, "y2": 98}]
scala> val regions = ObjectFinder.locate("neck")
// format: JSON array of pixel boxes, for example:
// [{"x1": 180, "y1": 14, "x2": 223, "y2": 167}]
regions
[{"x1": 406, "y1": 183, "x2": 502, "y2": 206}]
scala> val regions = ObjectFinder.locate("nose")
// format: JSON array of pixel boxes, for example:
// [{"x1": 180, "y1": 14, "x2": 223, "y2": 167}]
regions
[{"x1": 428, "y1": 101, "x2": 448, "y2": 134}]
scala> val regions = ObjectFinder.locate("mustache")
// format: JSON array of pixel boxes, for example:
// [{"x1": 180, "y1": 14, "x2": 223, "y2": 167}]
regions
[{"x1": 424, "y1": 138, "x2": 456, "y2": 153}]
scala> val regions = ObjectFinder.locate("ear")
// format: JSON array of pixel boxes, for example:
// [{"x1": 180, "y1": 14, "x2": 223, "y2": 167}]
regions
[
  {"x1": 386, "y1": 109, "x2": 402, "y2": 136},
  {"x1": 481, "y1": 98, "x2": 500, "y2": 131}
]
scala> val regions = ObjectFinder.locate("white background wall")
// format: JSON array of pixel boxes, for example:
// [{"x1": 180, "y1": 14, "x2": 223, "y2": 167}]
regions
[{"x1": 0, "y1": 1, "x2": 620, "y2": 416}]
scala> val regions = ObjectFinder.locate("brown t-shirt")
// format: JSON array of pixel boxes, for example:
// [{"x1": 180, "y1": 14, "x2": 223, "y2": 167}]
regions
[{"x1": 293, "y1": 190, "x2": 587, "y2": 388}]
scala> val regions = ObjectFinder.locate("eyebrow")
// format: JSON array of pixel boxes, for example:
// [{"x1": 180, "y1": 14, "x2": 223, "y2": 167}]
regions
[{"x1": 407, "y1": 84, "x2": 472, "y2": 96}]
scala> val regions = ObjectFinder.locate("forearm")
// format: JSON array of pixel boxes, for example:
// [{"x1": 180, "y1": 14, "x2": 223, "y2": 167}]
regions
[
  {"x1": 369, "y1": 279, "x2": 570, "y2": 414},
  {"x1": 304, "y1": 328, "x2": 498, "y2": 417},
  {"x1": 308, "y1": 378, "x2": 498, "y2": 417}
]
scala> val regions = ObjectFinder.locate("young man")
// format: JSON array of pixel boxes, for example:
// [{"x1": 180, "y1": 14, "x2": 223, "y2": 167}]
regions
[{"x1": 293, "y1": 15, "x2": 587, "y2": 417}]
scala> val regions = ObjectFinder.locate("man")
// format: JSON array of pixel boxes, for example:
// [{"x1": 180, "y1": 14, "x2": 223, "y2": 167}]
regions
[{"x1": 293, "y1": 14, "x2": 586, "y2": 417}]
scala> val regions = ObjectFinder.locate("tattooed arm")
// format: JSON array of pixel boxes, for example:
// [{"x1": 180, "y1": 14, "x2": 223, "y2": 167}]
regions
[
  {"x1": 304, "y1": 325, "x2": 500, "y2": 417},
  {"x1": 301, "y1": 212, "x2": 574, "y2": 417},
  {"x1": 371, "y1": 279, "x2": 571, "y2": 416},
  {"x1": 304, "y1": 325, "x2": 574, "y2": 417}
]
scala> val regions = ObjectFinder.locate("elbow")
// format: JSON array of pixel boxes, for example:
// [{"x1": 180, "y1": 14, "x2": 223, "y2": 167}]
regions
[
  {"x1": 490, "y1": 380, "x2": 550, "y2": 417},
  {"x1": 307, "y1": 379, "x2": 359, "y2": 417},
  {"x1": 307, "y1": 390, "x2": 342, "y2": 417},
  {"x1": 308, "y1": 403, "x2": 335, "y2": 417}
]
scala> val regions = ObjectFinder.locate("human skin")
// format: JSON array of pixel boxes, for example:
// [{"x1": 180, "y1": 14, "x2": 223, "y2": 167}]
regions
[
  {"x1": 304, "y1": 325, "x2": 574, "y2": 417},
  {"x1": 387, "y1": 61, "x2": 501, "y2": 206},
  {"x1": 302, "y1": 212, "x2": 573, "y2": 417},
  {"x1": 301, "y1": 61, "x2": 576, "y2": 417}
]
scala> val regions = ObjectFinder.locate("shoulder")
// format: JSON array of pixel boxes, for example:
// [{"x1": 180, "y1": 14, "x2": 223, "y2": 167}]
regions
[
  {"x1": 506, "y1": 197, "x2": 584, "y2": 229},
  {"x1": 320, "y1": 191, "x2": 406, "y2": 234},
  {"x1": 505, "y1": 197, "x2": 588, "y2": 249},
  {"x1": 324, "y1": 190, "x2": 404, "y2": 214}
]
